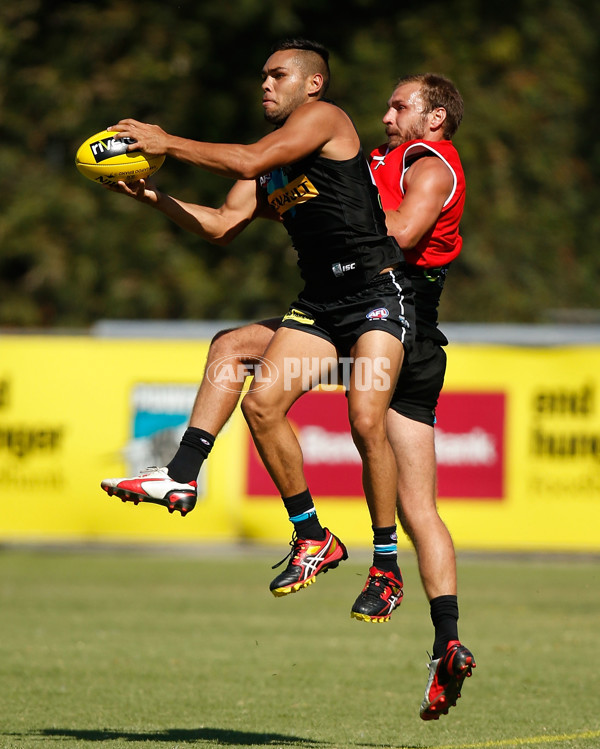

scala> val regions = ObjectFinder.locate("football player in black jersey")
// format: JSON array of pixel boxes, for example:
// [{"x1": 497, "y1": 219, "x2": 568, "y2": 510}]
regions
[
  {"x1": 103, "y1": 40, "x2": 413, "y2": 620},
  {"x1": 101, "y1": 46, "x2": 476, "y2": 722}
]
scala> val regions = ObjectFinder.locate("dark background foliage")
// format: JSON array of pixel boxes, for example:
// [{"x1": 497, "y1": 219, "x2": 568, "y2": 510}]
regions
[{"x1": 1, "y1": 0, "x2": 599, "y2": 326}]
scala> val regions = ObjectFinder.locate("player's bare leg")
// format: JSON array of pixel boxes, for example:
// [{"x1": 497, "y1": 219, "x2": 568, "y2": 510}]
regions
[
  {"x1": 387, "y1": 410, "x2": 475, "y2": 718},
  {"x1": 347, "y1": 330, "x2": 404, "y2": 528},
  {"x1": 348, "y1": 330, "x2": 405, "y2": 623},
  {"x1": 242, "y1": 326, "x2": 338, "y2": 498},
  {"x1": 101, "y1": 319, "x2": 279, "y2": 515},
  {"x1": 188, "y1": 318, "x2": 280, "y2": 434},
  {"x1": 242, "y1": 327, "x2": 347, "y2": 595},
  {"x1": 388, "y1": 411, "x2": 456, "y2": 599}
]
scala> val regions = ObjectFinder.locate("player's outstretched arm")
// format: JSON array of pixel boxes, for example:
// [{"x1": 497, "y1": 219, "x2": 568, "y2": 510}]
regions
[
  {"x1": 157, "y1": 178, "x2": 270, "y2": 245},
  {"x1": 108, "y1": 103, "x2": 357, "y2": 180},
  {"x1": 107, "y1": 177, "x2": 268, "y2": 246}
]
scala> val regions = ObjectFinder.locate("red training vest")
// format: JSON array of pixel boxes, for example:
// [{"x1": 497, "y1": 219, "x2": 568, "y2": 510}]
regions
[{"x1": 370, "y1": 139, "x2": 465, "y2": 268}]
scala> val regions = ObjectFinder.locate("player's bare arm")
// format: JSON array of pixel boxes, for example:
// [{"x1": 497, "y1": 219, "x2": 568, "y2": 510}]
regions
[
  {"x1": 107, "y1": 177, "x2": 267, "y2": 246},
  {"x1": 384, "y1": 156, "x2": 454, "y2": 249},
  {"x1": 108, "y1": 102, "x2": 358, "y2": 180}
]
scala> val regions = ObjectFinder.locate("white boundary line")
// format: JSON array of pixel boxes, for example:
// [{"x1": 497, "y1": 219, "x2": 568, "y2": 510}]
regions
[{"x1": 417, "y1": 729, "x2": 600, "y2": 749}]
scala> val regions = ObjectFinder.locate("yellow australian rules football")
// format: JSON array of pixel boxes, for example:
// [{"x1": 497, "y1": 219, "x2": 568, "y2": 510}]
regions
[{"x1": 75, "y1": 129, "x2": 165, "y2": 186}]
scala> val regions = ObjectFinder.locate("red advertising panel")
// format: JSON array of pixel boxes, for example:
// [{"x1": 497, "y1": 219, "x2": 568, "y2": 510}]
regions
[
  {"x1": 246, "y1": 389, "x2": 506, "y2": 500},
  {"x1": 435, "y1": 392, "x2": 505, "y2": 499},
  {"x1": 246, "y1": 389, "x2": 361, "y2": 496}
]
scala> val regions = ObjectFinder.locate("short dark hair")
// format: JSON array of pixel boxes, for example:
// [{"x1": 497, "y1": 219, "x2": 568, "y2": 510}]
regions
[
  {"x1": 396, "y1": 73, "x2": 464, "y2": 138},
  {"x1": 271, "y1": 38, "x2": 330, "y2": 96}
]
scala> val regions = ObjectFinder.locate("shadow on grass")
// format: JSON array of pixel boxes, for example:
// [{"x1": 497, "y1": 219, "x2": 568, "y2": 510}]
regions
[
  {"x1": 21, "y1": 727, "x2": 326, "y2": 745},
  {"x1": 3, "y1": 728, "x2": 424, "y2": 748}
]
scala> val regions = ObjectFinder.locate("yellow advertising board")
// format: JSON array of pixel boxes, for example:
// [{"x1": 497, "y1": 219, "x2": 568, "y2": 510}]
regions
[
  {"x1": 1, "y1": 335, "x2": 599, "y2": 552},
  {"x1": 443, "y1": 344, "x2": 600, "y2": 551},
  {"x1": 0, "y1": 336, "x2": 242, "y2": 544}
]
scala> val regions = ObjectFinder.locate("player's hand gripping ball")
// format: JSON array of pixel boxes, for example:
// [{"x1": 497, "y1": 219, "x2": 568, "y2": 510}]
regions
[{"x1": 75, "y1": 130, "x2": 165, "y2": 186}]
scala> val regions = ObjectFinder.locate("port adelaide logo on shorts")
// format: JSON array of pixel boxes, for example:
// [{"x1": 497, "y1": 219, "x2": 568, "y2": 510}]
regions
[
  {"x1": 89, "y1": 135, "x2": 136, "y2": 163},
  {"x1": 366, "y1": 307, "x2": 390, "y2": 320}
]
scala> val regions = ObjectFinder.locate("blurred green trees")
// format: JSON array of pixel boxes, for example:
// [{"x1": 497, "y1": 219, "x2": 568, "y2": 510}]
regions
[{"x1": 1, "y1": 0, "x2": 598, "y2": 326}]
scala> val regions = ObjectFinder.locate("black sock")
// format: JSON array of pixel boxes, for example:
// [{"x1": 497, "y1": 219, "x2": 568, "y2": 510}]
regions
[
  {"x1": 372, "y1": 525, "x2": 400, "y2": 576},
  {"x1": 166, "y1": 427, "x2": 215, "y2": 484},
  {"x1": 283, "y1": 489, "x2": 325, "y2": 540},
  {"x1": 430, "y1": 595, "x2": 459, "y2": 659}
]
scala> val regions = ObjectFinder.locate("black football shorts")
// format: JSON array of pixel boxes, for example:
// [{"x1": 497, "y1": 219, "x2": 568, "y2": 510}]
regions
[
  {"x1": 279, "y1": 268, "x2": 416, "y2": 357},
  {"x1": 389, "y1": 336, "x2": 447, "y2": 426}
]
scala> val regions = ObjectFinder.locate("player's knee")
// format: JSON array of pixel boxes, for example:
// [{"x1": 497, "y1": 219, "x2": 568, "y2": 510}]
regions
[
  {"x1": 241, "y1": 391, "x2": 276, "y2": 432},
  {"x1": 211, "y1": 325, "x2": 274, "y2": 366},
  {"x1": 350, "y1": 410, "x2": 386, "y2": 447},
  {"x1": 210, "y1": 327, "x2": 242, "y2": 359},
  {"x1": 241, "y1": 391, "x2": 259, "y2": 427}
]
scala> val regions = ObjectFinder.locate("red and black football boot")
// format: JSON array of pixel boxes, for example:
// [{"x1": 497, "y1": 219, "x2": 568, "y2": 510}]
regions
[
  {"x1": 351, "y1": 566, "x2": 403, "y2": 623},
  {"x1": 270, "y1": 528, "x2": 348, "y2": 596},
  {"x1": 420, "y1": 640, "x2": 476, "y2": 720}
]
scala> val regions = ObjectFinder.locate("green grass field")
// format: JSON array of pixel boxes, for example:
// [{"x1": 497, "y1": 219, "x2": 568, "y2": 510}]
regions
[{"x1": 0, "y1": 547, "x2": 598, "y2": 749}]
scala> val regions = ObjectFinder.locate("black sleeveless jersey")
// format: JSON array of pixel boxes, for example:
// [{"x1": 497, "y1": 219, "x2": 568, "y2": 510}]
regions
[{"x1": 258, "y1": 148, "x2": 404, "y2": 300}]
